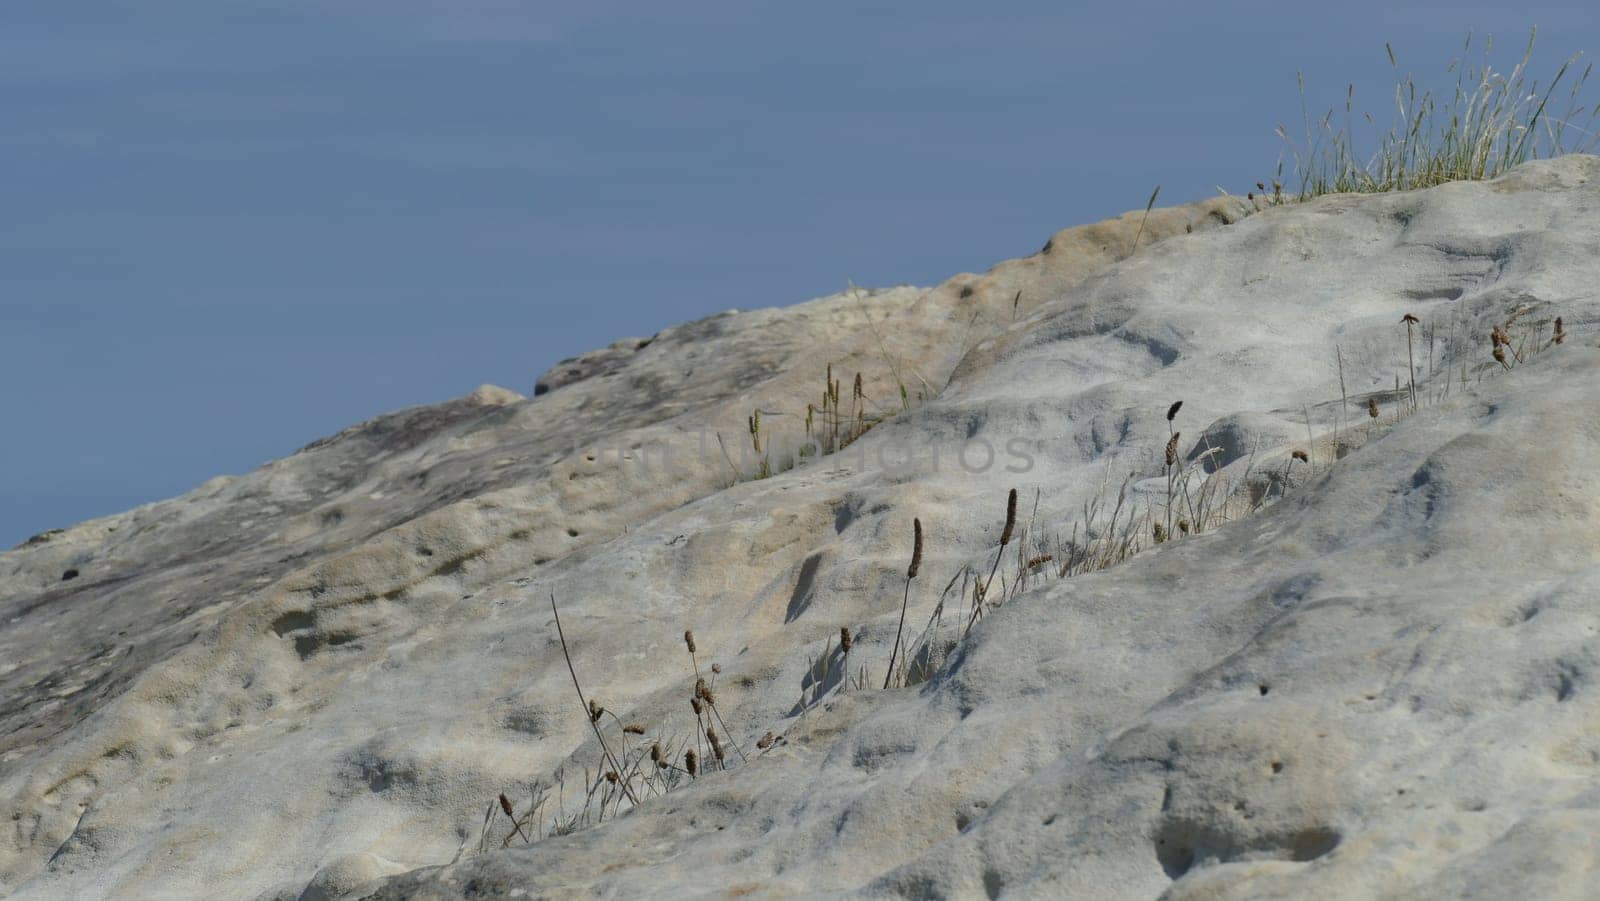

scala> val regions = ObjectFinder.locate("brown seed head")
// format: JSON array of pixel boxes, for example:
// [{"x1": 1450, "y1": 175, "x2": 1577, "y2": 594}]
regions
[
  {"x1": 711, "y1": 663, "x2": 722, "y2": 674},
  {"x1": 1025, "y1": 554, "x2": 1054, "y2": 570},
  {"x1": 1291, "y1": 450, "x2": 1308, "y2": 463},
  {"x1": 756, "y1": 732, "x2": 775, "y2": 750},
  {"x1": 1166, "y1": 400, "x2": 1183, "y2": 422},
  {"x1": 1165, "y1": 432, "x2": 1180, "y2": 467},
  {"x1": 853, "y1": 372, "x2": 863, "y2": 400},
  {"x1": 1000, "y1": 488, "x2": 1018, "y2": 546},
  {"x1": 690, "y1": 697, "x2": 703, "y2": 716},
  {"x1": 684, "y1": 630, "x2": 696, "y2": 654},
  {"x1": 650, "y1": 743, "x2": 662, "y2": 764},
  {"x1": 708, "y1": 729, "x2": 725, "y2": 762},
  {"x1": 588, "y1": 699, "x2": 603, "y2": 723},
  {"x1": 498, "y1": 793, "x2": 514, "y2": 817},
  {"x1": 1153, "y1": 522, "x2": 1167, "y2": 544},
  {"x1": 907, "y1": 517, "x2": 923, "y2": 580},
  {"x1": 1401, "y1": 313, "x2": 1419, "y2": 325},
  {"x1": 1554, "y1": 317, "x2": 1565, "y2": 344},
  {"x1": 623, "y1": 723, "x2": 646, "y2": 735},
  {"x1": 1493, "y1": 345, "x2": 1507, "y2": 365},
  {"x1": 685, "y1": 749, "x2": 698, "y2": 776},
  {"x1": 840, "y1": 626, "x2": 853, "y2": 654},
  {"x1": 1367, "y1": 397, "x2": 1379, "y2": 419},
  {"x1": 1178, "y1": 519, "x2": 1191, "y2": 534},
  {"x1": 605, "y1": 770, "x2": 619, "y2": 784}
]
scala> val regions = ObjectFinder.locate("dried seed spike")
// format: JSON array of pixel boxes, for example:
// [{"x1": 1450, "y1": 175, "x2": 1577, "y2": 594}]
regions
[
  {"x1": 1165, "y1": 432, "x2": 1180, "y2": 467},
  {"x1": 756, "y1": 732, "x2": 775, "y2": 750},
  {"x1": 1166, "y1": 400, "x2": 1183, "y2": 422},
  {"x1": 840, "y1": 626, "x2": 853, "y2": 654},
  {"x1": 1493, "y1": 345, "x2": 1508, "y2": 368},
  {"x1": 711, "y1": 663, "x2": 722, "y2": 674},
  {"x1": 588, "y1": 699, "x2": 604, "y2": 723},
  {"x1": 1178, "y1": 519, "x2": 1191, "y2": 534},
  {"x1": 1554, "y1": 316, "x2": 1565, "y2": 344},
  {"x1": 685, "y1": 749, "x2": 698, "y2": 776},
  {"x1": 907, "y1": 518, "x2": 923, "y2": 580},
  {"x1": 605, "y1": 771, "x2": 619, "y2": 784},
  {"x1": 708, "y1": 729, "x2": 725, "y2": 762},
  {"x1": 1000, "y1": 488, "x2": 1018, "y2": 547},
  {"x1": 701, "y1": 684, "x2": 717, "y2": 707},
  {"x1": 690, "y1": 696, "x2": 702, "y2": 716},
  {"x1": 623, "y1": 723, "x2": 646, "y2": 735},
  {"x1": 1291, "y1": 450, "x2": 1308, "y2": 463},
  {"x1": 695, "y1": 677, "x2": 708, "y2": 700},
  {"x1": 853, "y1": 372, "x2": 863, "y2": 399},
  {"x1": 498, "y1": 793, "x2": 514, "y2": 817},
  {"x1": 1153, "y1": 522, "x2": 1167, "y2": 543},
  {"x1": 684, "y1": 630, "x2": 696, "y2": 654},
  {"x1": 1367, "y1": 397, "x2": 1380, "y2": 419},
  {"x1": 1401, "y1": 313, "x2": 1420, "y2": 324},
  {"x1": 650, "y1": 743, "x2": 662, "y2": 764}
]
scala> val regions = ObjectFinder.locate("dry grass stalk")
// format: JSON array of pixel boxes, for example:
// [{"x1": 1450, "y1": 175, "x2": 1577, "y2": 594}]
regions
[
  {"x1": 968, "y1": 489, "x2": 1018, "y2": 635},
  {"x1": 884, "y1": 517, "x2": 922, "y2": 689},
  {"x1": 1402, "y1": 314, "x2": 1420, "y2": 412},
  {"x1": 550, "y1": 593, "x2": 639, "y2": 806},
  {"x1": 498, "y1": 793, "x2": 532, "y2": 844}
]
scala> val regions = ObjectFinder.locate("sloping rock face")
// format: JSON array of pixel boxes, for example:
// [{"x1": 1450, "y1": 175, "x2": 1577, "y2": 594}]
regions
[{"x1": 3, "y1": 157, "x2": 1598, "y2": 900}]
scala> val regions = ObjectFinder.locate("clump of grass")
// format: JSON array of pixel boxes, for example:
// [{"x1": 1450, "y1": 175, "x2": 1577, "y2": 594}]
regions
[{"x1": 1277, "y1": 29, "x2": 1597, "y2": 199}]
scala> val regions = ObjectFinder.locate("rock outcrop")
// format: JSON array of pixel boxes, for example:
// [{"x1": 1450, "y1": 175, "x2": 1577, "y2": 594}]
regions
[{"x1": 2, "y1": 157, "x2": 1597, "y2": 899}]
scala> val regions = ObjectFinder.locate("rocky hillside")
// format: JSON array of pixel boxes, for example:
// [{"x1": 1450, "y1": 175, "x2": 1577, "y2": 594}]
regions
[{"x1": 3, "y1": 156, "x2": 1598, "y2": 899}]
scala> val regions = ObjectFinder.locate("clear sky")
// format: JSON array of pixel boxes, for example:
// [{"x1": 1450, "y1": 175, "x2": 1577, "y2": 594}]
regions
[{"x1": 2, "y1": 1, "x2": 1596, "y2": 546}]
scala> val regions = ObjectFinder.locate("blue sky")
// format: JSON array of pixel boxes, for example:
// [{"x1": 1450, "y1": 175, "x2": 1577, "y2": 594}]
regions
[{"x1": 2, "y1": 1, "x2": 1597, "y2": 546}]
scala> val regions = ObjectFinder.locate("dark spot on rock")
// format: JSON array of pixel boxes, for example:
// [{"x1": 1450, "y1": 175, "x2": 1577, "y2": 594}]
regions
[
  {"x1": 418, "y1": 547, "x2": 434, "y2": 557},
  {"x1": 1271, "y1": 760, "x2": 1284, "y2": 774},
  {"x1": 566, "y1": 528, "x2": 579, "y2": 538},
  {"x1": 1040, "y1": 239, "x2": 1054, "y2": 254},
  {"x1": 959, "y1": 285, "x2": 975, "y2": 298},
  {"x1": 1042, "y1": 813, "x2": 1057, "y2": 826},
  {"x1": 1259, "y1": 684, "x2": 1270, "y2": 696},
  {"x1": 61, "y1": 569, "x2": 79, "y2": 581}
]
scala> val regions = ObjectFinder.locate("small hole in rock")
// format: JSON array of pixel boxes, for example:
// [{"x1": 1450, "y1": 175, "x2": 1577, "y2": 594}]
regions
[
  {"x1": 567, "y1": 528, "x2": 580, "y2": 538},
  {"x1": 1259, "y1": 684, "x2": 1270, "y2": 696},
  {"x1": 61, "y1": 569, "x2": 79, "y2": 581},
  {"x1": 418, "y1": 547, "x2": 434, "y2": 557},
  {"x1": 1271, "y1": 760, "x2": 1284, "y2": 774}
]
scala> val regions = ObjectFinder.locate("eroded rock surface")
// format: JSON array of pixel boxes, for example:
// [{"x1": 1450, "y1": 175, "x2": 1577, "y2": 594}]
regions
[{"x1": 3, "y1": 158, "x2": 1598, "y2": 899}]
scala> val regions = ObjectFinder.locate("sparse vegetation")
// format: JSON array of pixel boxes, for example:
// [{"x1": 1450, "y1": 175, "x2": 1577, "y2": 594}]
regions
[{"x1": 1275, "y1": 30, "x2": 1597, "y2": 199}]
